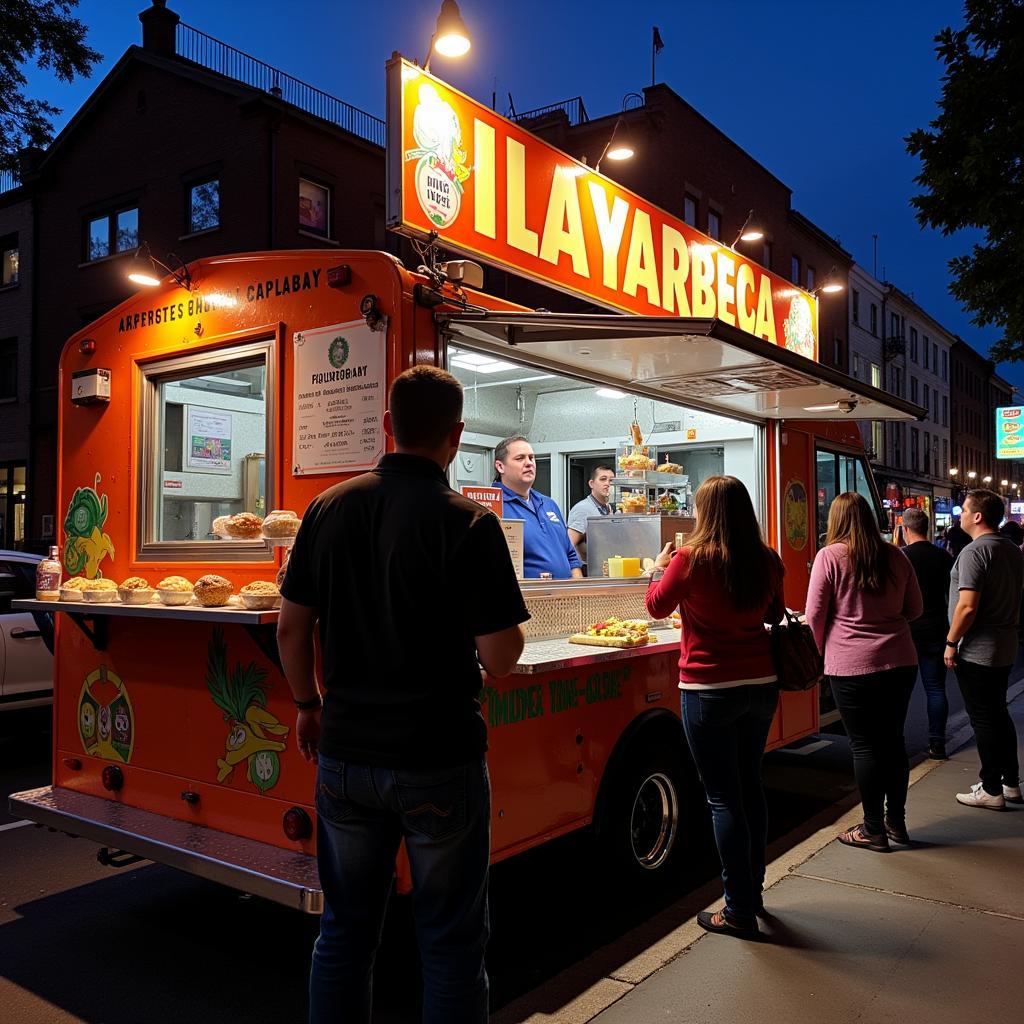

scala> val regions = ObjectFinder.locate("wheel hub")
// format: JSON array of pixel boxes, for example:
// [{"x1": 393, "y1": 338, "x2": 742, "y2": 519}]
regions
[{"x1": 630, "y1": 771, "x2": 679, "y2": 869}]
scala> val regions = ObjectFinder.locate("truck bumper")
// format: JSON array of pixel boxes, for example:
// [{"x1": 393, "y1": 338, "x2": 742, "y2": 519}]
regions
[{"x1": 9, "y1": 786, "x2": 323, "y2": 914}]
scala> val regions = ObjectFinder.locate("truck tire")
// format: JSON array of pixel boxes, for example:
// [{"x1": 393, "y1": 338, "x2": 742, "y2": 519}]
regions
[{"x1": 596, "y1": 736, "x2": 704, "y2": 886}]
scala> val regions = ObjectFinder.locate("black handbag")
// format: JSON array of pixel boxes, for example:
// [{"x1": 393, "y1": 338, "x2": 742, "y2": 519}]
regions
[{"x1": 770, "y1": 609, "x2": 824, "y2": 692}]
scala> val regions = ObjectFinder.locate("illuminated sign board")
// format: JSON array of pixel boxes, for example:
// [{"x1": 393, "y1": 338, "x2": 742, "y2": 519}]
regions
[
  {"x1": 996, "y1": 406, "x2": 1024, "y2": 459},
  {"x1": 386, "y1": 58, "x2": 820, "y2": 359}
]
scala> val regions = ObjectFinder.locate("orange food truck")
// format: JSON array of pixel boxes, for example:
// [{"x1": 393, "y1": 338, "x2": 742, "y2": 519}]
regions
[{"x1": 11, "y1": 60, "x2": 920, "y2": 912}]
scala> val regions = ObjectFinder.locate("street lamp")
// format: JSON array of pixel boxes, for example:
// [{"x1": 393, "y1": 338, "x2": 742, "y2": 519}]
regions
[
  {"x1": 424, "y1": 0, "x2": 472, "y2": 69},
  {"x1": 983, "y1": 475, "x2": 993, "y2": 485},
  {"x1": 731, "y1": 209, "x2": 764, "y2": 249}
]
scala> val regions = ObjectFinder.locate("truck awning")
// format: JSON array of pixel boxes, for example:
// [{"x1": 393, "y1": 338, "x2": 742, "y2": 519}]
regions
[{"x1": 436, "y1": 311, "x2": 923, "y2": 423}]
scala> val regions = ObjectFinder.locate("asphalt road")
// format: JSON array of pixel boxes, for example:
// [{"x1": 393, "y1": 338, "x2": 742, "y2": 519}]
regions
[{"x1": 0, "y1": 671, "x2": 973, "y2": 1024}]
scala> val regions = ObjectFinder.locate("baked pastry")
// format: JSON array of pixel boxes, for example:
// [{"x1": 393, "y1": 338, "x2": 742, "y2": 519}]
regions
[
  {"x1": 82, "y1": 577, "x2": 118, "y2": 602},
  {"x1": 226, "y1": 513, "x2": 264, "y2": 539},
  {"x1": 262, "y1": 510, "x2": 300, "y2": 540},
  {"x1": 119, "y1": 577, "x2": 149, "y2": 590},
  {"x1": 83, "y1": 578, "x2": 117, "y2": 591},
  {"x1": 569, "y1": 617, "x2": 652, "y2": 648},
  {"x1": 60, "y1": 577, "x2": 90, "y2": 599},
  {"x1": 211, "y1": 515, "x2": 232, "y2": 538},
  {"x1": 194, "y1": 574, "x2": 234, "y2": 607},
  {"x1": 656, "y1": 462, "x2": 684, "y2": 474},
  {"x1": 240, "y1": 580, "x2": 281, "y2": 610},
  {"x1": 619, "y1": 491, "x2": 647, "y2": 513},
  {"x1": 618, "y1": 448, "x2": 655, "y2": 471},
  {"x1": 157, "y1": 576, "x2": 193, "y2": 592}
]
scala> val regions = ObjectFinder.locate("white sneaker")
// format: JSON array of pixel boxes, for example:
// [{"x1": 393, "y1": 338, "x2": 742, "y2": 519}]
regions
[
  {"x1": 1004, "y1": 784, "x2": 1023, "y2": 804},
  {"x1": 956, "y1": 782, "x2": 1005, "y2": 810}
]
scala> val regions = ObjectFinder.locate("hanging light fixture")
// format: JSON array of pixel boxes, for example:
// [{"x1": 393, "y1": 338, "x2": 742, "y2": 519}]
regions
[
  {"x1": 424, "y1": 0, "x2": 471, "y2": 70},
  {"x1": 731, "y1": 209, "x2": 764, "y2": 248},
  {"x1": 810, "y1": 265, "x2": 845, "y2": 296}
]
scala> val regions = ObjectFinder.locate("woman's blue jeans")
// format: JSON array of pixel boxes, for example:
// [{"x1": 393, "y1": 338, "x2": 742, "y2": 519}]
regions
[
  {"x1": 915, "y1": 639, "x2": 950, "y2": 745},
  {"x1": 310, "y1": 754, "x2": 491, "y2": 1024},
  {"x1": 681, "y1": 684, "x2": 779, "y2": 925}
]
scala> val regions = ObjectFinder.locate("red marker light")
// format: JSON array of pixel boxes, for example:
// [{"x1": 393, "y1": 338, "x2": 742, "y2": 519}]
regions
[
  {"x1": 62, "y1": 757, "x2": 82, "y2": 770},
  {"x1": 101, "y1": 765, "x2": 124, "y2": 791},
  {"x1": 283, "y1": 807, "x2": 312, "y2": 842}
]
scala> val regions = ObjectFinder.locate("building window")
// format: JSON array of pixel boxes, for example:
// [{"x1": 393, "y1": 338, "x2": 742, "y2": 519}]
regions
[
  {"x1": 909, "y1": 326, "x2": 918, "y2": 362},
  {"x1": 893, "y1": 366, "x2": 904, "y2": 397},
  {"x1": 707, "y1": 209, "x2": 721, "y2": 241},
  {"x1": 853, "y1": 353, "x2": 861, "y2": 378},
  {"x1": 188, "y1": 178, "x2": 220, "y2": 233},
  {"x1": 0, "y1": 338, "x2": 16, "y2": 400},
  {"x1": 890, "y1": 312, "x2": 901, "y2": 338},
  {"x1": 870, "y1": 303, "x2": 878, "y2": 337},
  {"x1": 932, "y1": 342, "x2": 938, "y2": 373},
  {"x1": 791, "y1": 254, "x2": 801, "y2": 285},
  {"x1": 911, "y1": 428, "x2": 919, "y2": 472},
  {"x1": 870, "y1": 362, "x2": 881, "y2": 389},
  {"x1": 924, "y1": 431, "x2": 931, "y2": 475},
  {"x1": 942, "y1": 394, "x2": 948, "y2": 426},
  {"x1": 923, "y1": 383, "x2": 930, "y2": 411},
  {"x1": 852, "y1": 289, "x2": 860, "y2": 324},
  {"x1": 943, "y1": 438, "x2": 948, "y2": 476},
  {"x1": 872, "y1": 421, "x2": 884, "y2": 460},
  {"x1": 933, "y1": 391, "x2": 938, "y2": 423},
  {"x1": 910, "y1": 377, "x2": 918, "y2": 403},
  {"x1": 923, "y1": 335, "x2": 930, "y2": 369},
  {"x1": 806, "y1": 266, "x2": 815, "y2": 291},
  {"x1": 761, "y1": 239, "x2": 772, "y2": 270},
  {"x1": 298, "y1": 178, "x2": 330, "y2": 236},
  {"x1": 941, "y1": 350, "x2": 948, "y2": 381},
  {"x1": 683, "y1": 193, "x2": 697, "y2": 227},
  {"x1": 85, "y1": 206, "x2": 139, "y2": 261},
  {"x1": 1, "y1": 234, "x2": 18, "y2": 286}
]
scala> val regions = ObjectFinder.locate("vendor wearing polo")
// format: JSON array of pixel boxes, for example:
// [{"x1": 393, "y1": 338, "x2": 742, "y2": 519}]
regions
[
  {"x1": 567, "y1": 463, "x2": 615, "y2": 573},
  {"x1": 494, "y1": 435, "x2": 583, "y2": 580}
]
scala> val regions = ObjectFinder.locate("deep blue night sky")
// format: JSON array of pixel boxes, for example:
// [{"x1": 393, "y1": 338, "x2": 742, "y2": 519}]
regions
[{"x1": 24, "y1": 0, "x2": 1018, "y2": 390}]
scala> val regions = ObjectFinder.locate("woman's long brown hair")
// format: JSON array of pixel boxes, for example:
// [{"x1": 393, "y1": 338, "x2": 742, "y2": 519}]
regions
[
  {"x1": 687, "y1": 475, "x2": 781, "y2": 610},
  {"x1": 825, "y1": 491, "x2": 892, "y2": 591}
]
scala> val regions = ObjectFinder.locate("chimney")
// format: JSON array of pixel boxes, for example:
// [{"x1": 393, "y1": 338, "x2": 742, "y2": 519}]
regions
[{"x1": 139, "y1": 0, "x2": 180, "y2": 58}]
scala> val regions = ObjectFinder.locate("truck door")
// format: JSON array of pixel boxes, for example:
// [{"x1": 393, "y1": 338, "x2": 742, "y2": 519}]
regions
[{"x1": 777, "y1": 426, "x2": 813, "y2": 607}]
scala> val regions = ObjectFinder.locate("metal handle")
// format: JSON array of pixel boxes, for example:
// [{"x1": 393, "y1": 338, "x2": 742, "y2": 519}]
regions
[{"x1": 9, "y1": 627, "x2": 42, "y2": 640}]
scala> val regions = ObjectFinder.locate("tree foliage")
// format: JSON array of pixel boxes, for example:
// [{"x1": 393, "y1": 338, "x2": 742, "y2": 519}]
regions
[
  {"x1": 906, "y1": 0, "x2": 1024, "y2": 360},
  {"x1": 0, "y1": 0, "x2": 101, "y2": 173}
]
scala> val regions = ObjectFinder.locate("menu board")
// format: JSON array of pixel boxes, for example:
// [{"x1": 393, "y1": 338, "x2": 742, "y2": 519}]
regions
[
  {"x1": 996, "y1": 406, "x2": 1024, "y2": 460},
  {"x1": 292, "y1": 319, "x2": 386, "y2": 476},
  {"x1": 186, "y1": 407, "x2": 233, "y2": 474}
]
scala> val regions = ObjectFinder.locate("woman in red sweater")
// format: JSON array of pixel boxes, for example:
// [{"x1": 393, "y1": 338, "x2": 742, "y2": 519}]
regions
[{"x1": 647, "y1": 476, "x2": 785, "y2": 939}]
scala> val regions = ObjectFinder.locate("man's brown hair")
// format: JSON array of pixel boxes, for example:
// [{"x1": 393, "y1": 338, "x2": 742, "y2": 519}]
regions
[
  {"x1": 590, "y1": 464, "x2": 615, "y2": 480},
  {"x1": 965, "y1": 488, "x2": 1004, "y2": 529},
  {"x1": 495, "y1": 435, "x2": 529, "y2": 466},
  {"x1": 388, "y1": 366, "x2": 463, "y2": 447},
  {"x1": 901, "y1": 507, "x2": 929, "y2": 537}
]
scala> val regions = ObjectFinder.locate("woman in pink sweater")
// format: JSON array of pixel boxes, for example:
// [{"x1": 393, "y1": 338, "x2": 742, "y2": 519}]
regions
[
  {"x1": 806, "y1": 492, "x2": 923, "y2": 851},
  {"x1": 647, "y1": 476, "x2": 785, "y2": 938}
]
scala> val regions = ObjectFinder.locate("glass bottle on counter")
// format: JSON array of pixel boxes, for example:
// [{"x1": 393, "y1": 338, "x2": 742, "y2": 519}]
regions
[{"x1": 36, "y1": 545, "x2": 63, "y2": 601}]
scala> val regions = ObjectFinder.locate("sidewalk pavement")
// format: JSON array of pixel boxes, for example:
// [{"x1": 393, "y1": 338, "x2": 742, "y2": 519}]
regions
[{"x1": 495, "y1": 682, "x2": 1024, "y2": 1024}]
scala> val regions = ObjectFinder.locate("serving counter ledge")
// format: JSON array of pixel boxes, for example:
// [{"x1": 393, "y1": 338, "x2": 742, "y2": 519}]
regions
[{"x1": 512, "y1": 627, "x2": 679, "y2": 675}]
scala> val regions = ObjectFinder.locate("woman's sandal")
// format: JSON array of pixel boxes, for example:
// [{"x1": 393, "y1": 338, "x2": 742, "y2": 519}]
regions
[
  {"x1": 837, "y1": 823, "x2": 890, "y2": 852},
  {"x1": 696, "y1": 910, "x2": 760, "y2": 938},
  {"x1": 884, "y1": 818, "x2": 911, "y2": 845}
]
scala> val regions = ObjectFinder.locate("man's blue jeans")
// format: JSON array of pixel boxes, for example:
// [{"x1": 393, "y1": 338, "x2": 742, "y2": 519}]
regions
[
  {"x1": 309, "y1": 755, "x2": 490, "y2": 1024},
  {"x1": 680, "y1": 685, "x2": 779, "y2": 925},
  {"x1": 915, "y1": 639, "x2": 949, "y2": 746}
]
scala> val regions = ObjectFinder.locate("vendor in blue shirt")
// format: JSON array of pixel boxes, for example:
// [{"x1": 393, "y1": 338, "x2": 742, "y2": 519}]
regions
[{"x1": 494, "y1": 435, "x2": 583, "y2": 580}]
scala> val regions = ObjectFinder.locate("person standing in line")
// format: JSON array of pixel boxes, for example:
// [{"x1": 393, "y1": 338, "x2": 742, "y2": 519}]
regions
[
  {"x1": 945, "y1": 519, "x2": 971, "y2": 558},
  {"x1": 945, "y1": 488, "x2": 1024, "y2": 810},
  {"x1": 566, "y1": 463, "x2": 615, "y2": 573},
  {"x1": 646, "y1": 476, "x2": 785, "y2": 939},
  {"x1": 900, "y1": 508, "x2": 954, "y2": 759},
  {"x1": 277, "y1": 366, "x2": 529, "y2": 1024},
  {"x1": 493, "y1": 435, "x2": 583, "y2": 579},
  {"x1": 806, "y1": 492, "x2": 923, "y2": 851}
]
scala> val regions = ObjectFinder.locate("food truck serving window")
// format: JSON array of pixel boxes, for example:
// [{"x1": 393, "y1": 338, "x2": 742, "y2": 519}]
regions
[{"x1": 135, "y1": 339, "x2": 276, "y2": 560}]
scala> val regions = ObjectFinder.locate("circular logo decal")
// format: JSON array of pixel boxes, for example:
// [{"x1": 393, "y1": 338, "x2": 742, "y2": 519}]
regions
[
  {"x1": 783, "y1": 295, "x2": 816, "y2": 359},
  {"x1": 328, "y1": 336, "x2": 349, "y2": 368},
  {"x1": 78, "y1": 665, "x2": 135, "y2": 763},
  {"x1": 414, "y1": 158, "x2": 461, "y2": 229},
  {"x1": 784, "y1": 478, "x2": 809, "y2": 552}
]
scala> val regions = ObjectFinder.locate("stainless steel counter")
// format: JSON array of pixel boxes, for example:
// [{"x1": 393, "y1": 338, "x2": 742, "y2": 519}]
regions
[{"x1": 512, "y1": 627, "x2": 679, "y2": 675}]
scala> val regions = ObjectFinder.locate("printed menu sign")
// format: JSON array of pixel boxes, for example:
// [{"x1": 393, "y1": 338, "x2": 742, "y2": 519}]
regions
[
  {"x1": 292, "y1": 319, "x2": 386, "y2": 476},
  {"x1": 996, "y1": 406, "x2": 1024, "y2": 460},
  {"x1": 186, "y1": 407, "x2": 232, "y2": 474},
  {"x1": 461, "y1": 486, "x2": 503, "y2": 516}
]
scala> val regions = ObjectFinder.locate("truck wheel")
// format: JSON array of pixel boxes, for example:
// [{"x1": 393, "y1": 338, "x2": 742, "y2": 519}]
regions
[{"x1": 597, "y1": 738, "x2": 700, "y2": 885}]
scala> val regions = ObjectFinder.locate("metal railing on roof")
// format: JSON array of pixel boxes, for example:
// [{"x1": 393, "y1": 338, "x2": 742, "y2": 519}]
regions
[
  {"x1": 511, "y1": 97, "x2": 589, "y2": 126},
  {"x1": 175, "y1": 22, "x2": 385, "y2": 148},
  {"x1": 0, "y1": 169, "x2": 20, "y2": 194}
]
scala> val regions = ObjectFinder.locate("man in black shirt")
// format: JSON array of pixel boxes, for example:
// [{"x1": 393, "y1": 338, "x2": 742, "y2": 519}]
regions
[
  {"x1": 901, "y1": 508, "x2": 953, "y2": 759},
  {"x1": 278, "y1": 365, "x2": 528, "y2": 1024}
]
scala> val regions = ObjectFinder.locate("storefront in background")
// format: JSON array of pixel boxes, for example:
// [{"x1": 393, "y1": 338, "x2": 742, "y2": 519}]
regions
[
  {"x1": 933, "y1": 490, "x2": 952, "y2": 530},
  {"x1": 882, "y1": 479, "x2": 934, "y2": 539}
]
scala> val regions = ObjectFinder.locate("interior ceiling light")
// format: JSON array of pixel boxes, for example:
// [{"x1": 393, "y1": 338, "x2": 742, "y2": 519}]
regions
[
  {"x1": 596, "y1": 387, "x2": 627, "y2": 399},
  {"x1": 450, "y1": 356, "x2": 517, "y2": 373},
  {"x1": 451, "y1": 352, "x2": 497, "y2": 366},
  {"x1": 803, "y1": 402, "x2": 841, "y2": 412}
]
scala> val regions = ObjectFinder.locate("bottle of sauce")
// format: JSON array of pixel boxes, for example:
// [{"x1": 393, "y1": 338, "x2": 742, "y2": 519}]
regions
[{"x1": 36, "y1": 545, "x2": 62, "y2": 601}]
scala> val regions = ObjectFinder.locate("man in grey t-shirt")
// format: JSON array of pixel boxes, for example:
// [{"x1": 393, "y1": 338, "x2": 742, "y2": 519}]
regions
[
  {"x1": 566, "y1": 464, "x2": 614, "y2": 574},
  {"x1": 944, "y1": 489, "x2": 1023, "y2": 810}
]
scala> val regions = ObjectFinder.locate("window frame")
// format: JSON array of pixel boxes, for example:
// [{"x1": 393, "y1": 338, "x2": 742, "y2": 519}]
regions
[
  {"x1": 84, "y1": 203, "x2": 140, "y2": 262},
  {"x1": 706, "y1": 207, "x2": 721, "y2": 241},
  {"x1": 186, "y1": 176, "x2": 221, "y2": 235},
  {"x1": 0, "y1": 233, "x2": 18, "y2": 287},
  {"x1": 683, "y1": 193, "x2": 697, "y2": 227},
  {"x1": 298, "y1": 176, "x2": 332, "y2": 238},
  {"x1": 134, "y1": 335, "x2": 278, "y2": 562}
]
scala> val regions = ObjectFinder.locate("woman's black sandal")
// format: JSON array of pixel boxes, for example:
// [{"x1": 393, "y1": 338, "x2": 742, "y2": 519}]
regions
[
  {"x1": 697, "y1": 910, "x2": 759, "y2": 938},
  {"x1": 837, "y1": 823, "x2": 890, "y2": 852}
]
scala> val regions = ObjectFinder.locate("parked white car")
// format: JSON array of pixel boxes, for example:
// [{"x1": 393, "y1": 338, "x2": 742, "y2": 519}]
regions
[{"x1": 0, "y1": 551, "x2": 53, "y2": 710}]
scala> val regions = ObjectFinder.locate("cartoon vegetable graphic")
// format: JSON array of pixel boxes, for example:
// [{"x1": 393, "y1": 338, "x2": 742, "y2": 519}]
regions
[
  {"x1": 206, "y1": 629, "x2": 288, "y2": 793},
  {"x1": 63, "y1": 474, "x2": 115, "y2": 578}
]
